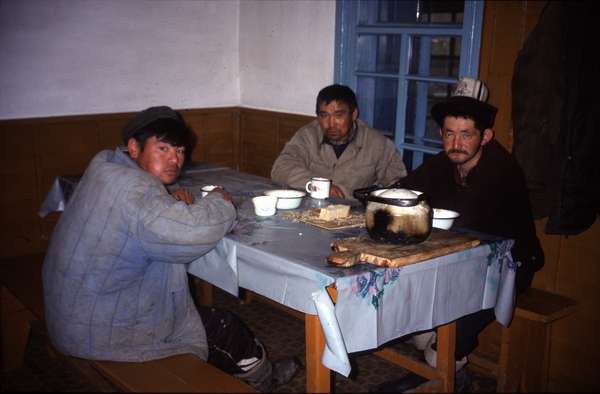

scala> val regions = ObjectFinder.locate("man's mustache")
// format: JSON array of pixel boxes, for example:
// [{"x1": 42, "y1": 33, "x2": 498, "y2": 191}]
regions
[{"x1": 448, "y1": 149, "x2": 469, "y2": 155}]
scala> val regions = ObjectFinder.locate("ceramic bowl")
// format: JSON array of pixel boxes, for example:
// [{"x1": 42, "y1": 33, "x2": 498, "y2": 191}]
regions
[
  {"x1": 252, "y1": 195, "x2": 278, "y2": 216},
  {"x1": 264, "y1": 189, "x2": 306, "y2": 210},
  {"x1": 432, "y1": 208, "x2": 460, "y2": 230}
]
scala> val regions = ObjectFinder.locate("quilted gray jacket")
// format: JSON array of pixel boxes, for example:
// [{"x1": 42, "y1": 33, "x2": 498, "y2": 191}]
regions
[
  {"x1": 42, "y1": 148, "x2": 236, "y2": 362},
  {"x1": 271, "y1": 119, "x2": 406, "y2": 199}
]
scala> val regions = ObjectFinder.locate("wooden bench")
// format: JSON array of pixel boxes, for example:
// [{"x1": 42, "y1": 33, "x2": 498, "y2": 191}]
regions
[
  {"x1": 0, "y1": 254, "x2": 256, "y2": 393},
  {"x1": 469, "y1": 287, "x2": 577, "y2": 392}
]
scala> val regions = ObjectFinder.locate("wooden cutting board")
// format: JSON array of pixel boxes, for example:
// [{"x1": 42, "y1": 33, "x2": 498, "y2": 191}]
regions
[{"x1": 328, "y1": 229, "x2": 480, "y2": 268}]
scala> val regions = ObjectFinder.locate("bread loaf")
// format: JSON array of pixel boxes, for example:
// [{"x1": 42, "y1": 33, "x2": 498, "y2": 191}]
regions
[{"x1": 319, "y1": 204, "x2": 351, "y2": 221}]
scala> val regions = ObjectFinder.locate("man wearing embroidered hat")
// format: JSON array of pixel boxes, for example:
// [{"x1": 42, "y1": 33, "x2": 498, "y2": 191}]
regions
[
  {"x1": 374, "y1": 78, "x2": 544, "y2": 392},
  {"x1": 42, "y1": 106, "x2": 298, "y2": 392}
]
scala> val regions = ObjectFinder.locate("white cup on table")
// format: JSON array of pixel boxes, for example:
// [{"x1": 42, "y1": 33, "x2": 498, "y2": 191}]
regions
[
  {"x1": 305, "y1": 177, "x2": 331, "y2": 199},
  {"x1": 252, "y1": 195, "x2": 278, "y2": 216}
]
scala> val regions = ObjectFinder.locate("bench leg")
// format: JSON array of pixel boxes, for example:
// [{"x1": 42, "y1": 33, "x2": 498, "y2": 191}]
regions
[
  {"x1": 497, "y1": 316, "x2": 526, "y2": 392},
  {"x1": 521, "y1": 320, "x2": 551, "y2": 392},
  {"x1": 498, "y1": 315, "x2": 552, "y2": 393},
  {"x1": 1, "y1": 286, "x2": 36, "y2": 372}
]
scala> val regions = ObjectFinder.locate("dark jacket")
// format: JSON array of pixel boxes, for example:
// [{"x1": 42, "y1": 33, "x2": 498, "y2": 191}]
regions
[
  {"x1": 512, "y1": 1, "x2": 599, "y2": 235},
  {"x1": 397, "y1": 140, "x2": 544, "y2": 292}
]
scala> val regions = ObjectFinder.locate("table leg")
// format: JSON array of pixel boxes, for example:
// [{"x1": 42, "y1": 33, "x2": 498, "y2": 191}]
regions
[
  {"x1": 436, "y1": 322, "x2": 456, "y2": 392},
  {"x1": 190, "y1": 277, "x2": 213, "y2": 306},
  {"x1": 305, "y1": 313, "x2": 332, "y2": 393}
]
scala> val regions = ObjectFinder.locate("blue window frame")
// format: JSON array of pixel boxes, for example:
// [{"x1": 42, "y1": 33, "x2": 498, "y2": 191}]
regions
[{"x1": 335, "y1": 0, "x2": 484, "y2": 170}]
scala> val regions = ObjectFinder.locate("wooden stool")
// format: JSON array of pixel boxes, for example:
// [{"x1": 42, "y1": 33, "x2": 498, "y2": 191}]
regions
[{"x1": 469, "y1": 287, "x2": 577, "y2": 392}]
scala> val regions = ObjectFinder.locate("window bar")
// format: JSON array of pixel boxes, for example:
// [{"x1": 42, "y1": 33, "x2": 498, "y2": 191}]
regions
[
  {"x1": 412, "y1": 35, "x2": 432, "y2": 168},
  {"x1": 459, "y1": 0, "x2": 483, "y2": 76},
  {"x1": 360, "y1": 35, "x2": 378, "y2": 127},
  {"x1": 394, "y1": 33, "x2": 411, "y2": 160}
]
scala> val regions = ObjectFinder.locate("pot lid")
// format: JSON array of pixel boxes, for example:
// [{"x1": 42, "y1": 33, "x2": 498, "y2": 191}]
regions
[{"x1": 376, "y1": 188, "x2": 419, "y2": 199}]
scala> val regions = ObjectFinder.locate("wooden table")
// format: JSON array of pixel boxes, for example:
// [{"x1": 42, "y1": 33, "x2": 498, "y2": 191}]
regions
[
  {"x1": 42, "y1": 166, "x2": 517, "y2": 393},
  {"x1": 195, "y1": 281, "x2": 457, "y2": 393}
]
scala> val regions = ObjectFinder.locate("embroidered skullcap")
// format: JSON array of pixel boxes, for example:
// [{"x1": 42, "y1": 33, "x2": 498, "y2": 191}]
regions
[{"x1": 431, "y1": 77, "x2": 498, "y2": 130}]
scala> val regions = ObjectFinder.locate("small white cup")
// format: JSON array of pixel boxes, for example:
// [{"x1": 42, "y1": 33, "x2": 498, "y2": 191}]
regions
[
  {"x1": 201, "y1": 185, "x2": 218, "y2": 197},
  {"x1": 305, "y1": 177, "x2": 331, "y2": 199},
  {"x1": 252, "y1": 195, "x2": 278, "y2": 216}
]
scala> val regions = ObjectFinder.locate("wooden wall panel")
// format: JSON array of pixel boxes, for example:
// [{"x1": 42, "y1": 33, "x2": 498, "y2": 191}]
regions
[
  {"x1": 548, "y1": 220, "x2": 600, "y2": 391},
  {"x1": 239, "y1": 111, "x2": 279, "y2": 178},
  {"x1": 239, "y1": 108, "x2": 312, "y2": 178},
  {"x1": 96, "y1": 114, "x2": 131, "y2": 150},
  {"x1": 0, "y1": 107, "x2": 240, "y2": 259},
  {"x1": 0, "y1": 122, "x2": 41, "y2": 257},
  {"x1": 35, "y1": 120, "x2": 103, "y2": 198},
  {"x1": 278, "y1": 117, "x2": 312, "y2": 153},
  {"x1": 479, "y1": 1, "x2": 546, "y2": 151},
  {"x1": 182, "y1": 109, "x2": 240, "y2": 169},
  {"x1": 34, "y1": 118, "x2": 106, "y2": 245}
]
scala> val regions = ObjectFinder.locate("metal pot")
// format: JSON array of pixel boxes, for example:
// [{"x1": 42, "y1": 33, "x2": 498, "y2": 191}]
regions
[{"x1": 364, "y1": 188, "x2": 432, "y2": 244}]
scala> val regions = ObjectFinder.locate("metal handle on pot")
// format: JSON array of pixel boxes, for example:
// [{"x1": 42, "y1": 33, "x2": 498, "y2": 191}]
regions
[
  {"x1": 353, "y1": 185, "x2": 381, "y2": 205},
  {"x1": 365, "y1": 193, "x2": 426, "y2": 207}
]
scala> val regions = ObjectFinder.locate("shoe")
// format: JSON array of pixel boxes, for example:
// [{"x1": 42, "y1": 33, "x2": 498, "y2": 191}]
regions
[
  {"x1": 371, "y1": 373, "x2": 428, "y2": 393},
  {"x1": 424, "y1": 340, "x2": 468, "y2": 371},
  {"x1": 271, "y1": 357, "x2": 300, "y2": 386},
  {"x1": 405, "y1": 330, "x2": 436, "y2": 351}
]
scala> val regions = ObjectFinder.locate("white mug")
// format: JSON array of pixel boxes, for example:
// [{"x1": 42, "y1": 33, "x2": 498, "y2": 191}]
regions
[
  {"x1": 252, "y1": 195, "x2": 278, "y2": 216},
  {"x1": 305, "y1": 177, "x2": 331, "y2": 199}
]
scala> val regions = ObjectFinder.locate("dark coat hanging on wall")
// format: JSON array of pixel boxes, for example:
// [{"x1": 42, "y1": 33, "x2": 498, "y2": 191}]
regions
[{"x1": 512, "y1": 0, "x2": 600, "y2": 235}]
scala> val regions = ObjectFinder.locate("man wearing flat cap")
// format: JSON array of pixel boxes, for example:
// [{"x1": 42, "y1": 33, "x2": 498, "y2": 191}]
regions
[
  {"x1": 42, "y1": 106, "x2": 297, "y2": 392},
  {"x1": 374, "y1": 78, "x2": 544, "y2": 392}
]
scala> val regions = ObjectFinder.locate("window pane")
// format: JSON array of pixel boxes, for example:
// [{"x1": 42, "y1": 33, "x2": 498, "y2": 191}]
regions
[
  {"x1": 409, "y1": 36, "x2": 462, "y2": 78},
  {"x1": 359, "y1": 0, "x2": 464, "y2": 25},
  {"x1": 402, "y1": 150, "x2": 438, "y2": 171},
  {"x1": 404, "y1": 80, "x2": 453, "y2": 148},
  {"x1": 357, "y1": 34, "x2": 401, "y2": 73},
  {"x1": 402, "y1": 149, "x2": 415, "y2": 170},
  {"x1": 357, "y1": 76, "x2": 398, "y2": 137}
]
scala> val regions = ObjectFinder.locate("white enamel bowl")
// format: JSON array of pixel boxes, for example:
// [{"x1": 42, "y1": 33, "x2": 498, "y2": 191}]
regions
[
  {"x1": 432, "y1": 208, "x2": 460, "y2": 230},
  {"x1": 264, "y1": 189, "x2": 306, "y2": 210}
]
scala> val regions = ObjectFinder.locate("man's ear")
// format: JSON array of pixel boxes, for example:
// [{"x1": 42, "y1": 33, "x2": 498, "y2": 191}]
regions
[
  {"x1": 481, "y1": 128, "x2": 494, "y2": 146},
  {"x1": 352, "y1": 108, "x2": 358, "y2": 122},
  {"x1": 127, "y1": 138, "x2": 141, "y2": 159}
]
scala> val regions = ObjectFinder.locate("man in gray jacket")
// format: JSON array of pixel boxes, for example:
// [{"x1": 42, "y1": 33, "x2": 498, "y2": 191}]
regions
[
  {"x1": 271, "y1": 84, "x2": 407, "y2": 199},
  {"x1": 42, "y1": 106, "x2": 296, "y2": 391}
]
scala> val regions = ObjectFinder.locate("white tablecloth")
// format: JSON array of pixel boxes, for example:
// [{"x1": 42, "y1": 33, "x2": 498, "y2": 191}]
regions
[{"x1": 40, "y1": 164, "x2": 517, "y2": 376}]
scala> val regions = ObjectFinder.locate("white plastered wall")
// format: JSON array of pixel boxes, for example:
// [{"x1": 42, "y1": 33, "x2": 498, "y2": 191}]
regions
[
  {"x1": 239, "y1": 0, "x2": 336, "y2": 115},
  {"x1": 0, "y1": 0, "x2": 336, "y2": 120}
]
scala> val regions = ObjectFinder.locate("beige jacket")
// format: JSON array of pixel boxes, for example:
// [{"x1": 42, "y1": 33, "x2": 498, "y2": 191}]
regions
[{"x1": 271, "y1": 119, "x2": 407, "y2": 199}]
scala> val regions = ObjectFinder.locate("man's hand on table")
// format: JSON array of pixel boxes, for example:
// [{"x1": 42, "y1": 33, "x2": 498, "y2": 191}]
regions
[
  {"x1": 170, "y1": 188, "x2": 194, "y2": 205},
  {"x1": 330, "y1": 184, "x2": 345, "y2": 199},
  {"x1": 211, "y1": 187, "x2": 232, "y2": 202}
]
